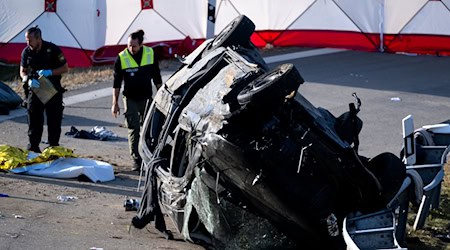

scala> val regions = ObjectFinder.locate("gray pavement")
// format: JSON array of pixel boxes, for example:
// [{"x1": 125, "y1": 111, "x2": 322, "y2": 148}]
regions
[
  {"x1": 1, "y1": 48, "x2": 449, "y2": 249},
  {"x1": 4, "y1": 49, "x2": 449, "y2": 159},
  {"x1": 282, "y1": 50, "x2": 450, "y2": 158}
]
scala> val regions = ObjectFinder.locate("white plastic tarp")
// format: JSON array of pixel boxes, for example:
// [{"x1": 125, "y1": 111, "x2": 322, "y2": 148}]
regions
[{"x1": 11, "y1": 158, "x2": 115, "y2": 183}]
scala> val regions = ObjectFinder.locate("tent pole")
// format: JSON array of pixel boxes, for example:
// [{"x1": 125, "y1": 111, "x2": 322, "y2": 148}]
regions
[
  {"x1": 56, "y1": 12, "x2": 92, "y2": 65},
  {"x1": 117, "y1": 10, "x2": 143, "y2": 45},
  {"x1": 379, "y1": 0, "x2": 385, "y2": 52},
  {"x1": 206, "y1": 0, "x2": 217, "y2": 39},
  {"x1": 1, "y1": 12, "x2": 44, "y2": 46}
]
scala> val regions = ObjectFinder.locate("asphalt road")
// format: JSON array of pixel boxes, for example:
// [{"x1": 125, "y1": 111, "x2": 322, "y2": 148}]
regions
[
  {"x1": 1, "y1": 48, "x2": 449, "y2": 249},
  {"x1": 285, "y1": 50, "x2": 450, "y2": 158},
  {"x1": 3, "y1": 48, "x2": 449, "y2": 158}
]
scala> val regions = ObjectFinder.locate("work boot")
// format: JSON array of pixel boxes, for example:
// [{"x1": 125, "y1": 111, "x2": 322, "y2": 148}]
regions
[
  {"x1": 131, "y1": 158, "x2": 142, "y2": 172},
  {"x1": 27, "y1": 144, "x2": 41, "y2": 153}
]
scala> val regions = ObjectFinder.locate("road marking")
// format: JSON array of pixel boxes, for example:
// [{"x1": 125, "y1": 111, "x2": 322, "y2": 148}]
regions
[
  {"x1": 264, "y1": 48, "x2": 345, "y2": 64},
  {"x1": 64, "y1": 87, "x2": 113, "y2": 106},
  {"x1": 0, "y1": 48, "x2": 343, "y2": 122},
  {"x1": 0, "y1": 108, "x2": 27, "y2": 122}
]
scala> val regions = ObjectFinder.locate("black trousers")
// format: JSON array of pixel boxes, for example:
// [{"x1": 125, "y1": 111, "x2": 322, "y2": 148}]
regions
[{"x1": 27, "y1": 91, "x2": 64, "y2": 149}]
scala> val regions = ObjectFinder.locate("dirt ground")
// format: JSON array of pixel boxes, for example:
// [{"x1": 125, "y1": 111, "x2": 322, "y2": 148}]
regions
[
  {"x1": 0, "y1": 59, "x2": 206, "y2": 249},
  {"x1": 0, "y1": 170, "x2": 205, "y2": 249},
  {"x1": 0, "y1": 123, "x2": 205, "y2": 250},
  {"x1": 0, "y1": 49, "x2": 304, "y2": 249},
  {"x1": 3, "y1": 47, "x2": 450, "y2": 249},
  {"x1": 0, "y1": 134, "x2": 205, "y2": 250}
]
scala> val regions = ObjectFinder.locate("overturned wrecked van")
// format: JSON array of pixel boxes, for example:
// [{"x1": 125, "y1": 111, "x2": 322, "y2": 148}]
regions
[{"x1": 131, "y1": 15, "x2": 436, "y2": 249}]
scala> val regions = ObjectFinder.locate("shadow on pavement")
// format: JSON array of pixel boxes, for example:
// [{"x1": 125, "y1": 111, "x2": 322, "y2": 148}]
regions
[
  {"x1": 290, "y1": 51, "x2": 450, "y2": 98},
  {"x1": 0, "y1": 171, "x2": 141, "y2": 197},
  {"x1": 62, "y1": 114, "x2": 119, "y2": 127}
]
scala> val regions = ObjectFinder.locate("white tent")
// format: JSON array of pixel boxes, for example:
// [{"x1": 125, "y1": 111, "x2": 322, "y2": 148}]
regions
[
  {"x1": 0, "y1": 0, "x2": 101, "y2": 67},
  {"x1": 213, "y1": 0, "x2": 382, "y2": 50},
  {"x1": 0, "y1": 0, "x2": 207, "y2": 67},
  {"x1": 91, "y1": 0, "x2": 207, "y2": 64},
  {"x1": 383, "y1": 0, "x2": 450, "y2": 55},
  {"x1": 1, "y1": 0, "x2": 450, "y2": 67},
  {"x1": 213, "y1": 0, "x2": 450, "y2": 55}
]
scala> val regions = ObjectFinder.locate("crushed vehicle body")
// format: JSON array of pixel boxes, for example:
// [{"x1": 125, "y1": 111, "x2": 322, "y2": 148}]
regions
[{"x1": 133, "y1": 15, "x2": 428, "y2": 249}]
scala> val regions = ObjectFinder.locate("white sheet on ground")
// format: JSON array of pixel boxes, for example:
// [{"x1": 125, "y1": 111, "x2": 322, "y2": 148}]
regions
[{"x1": 10, "y1": 158, "x2": 115, "y2": 182}]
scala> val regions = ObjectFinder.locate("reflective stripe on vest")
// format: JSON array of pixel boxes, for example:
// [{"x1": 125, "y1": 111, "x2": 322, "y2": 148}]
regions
[{"x1": 119, "y1": 46, "x2": 154, "y2": 70}]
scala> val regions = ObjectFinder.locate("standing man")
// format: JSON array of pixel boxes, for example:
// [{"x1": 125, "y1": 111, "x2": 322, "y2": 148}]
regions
[
  {"x1": 112, "y1": 29, "x2": 162, "y2": 171},
  {"x1": 20, "y1": 26, "x2": 68, "y2": 153}
]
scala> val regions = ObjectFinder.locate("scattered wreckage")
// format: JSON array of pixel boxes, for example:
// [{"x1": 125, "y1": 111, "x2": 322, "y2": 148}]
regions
[{"x1": 132, "y1": 15, "x2": 450, "y2": 249}]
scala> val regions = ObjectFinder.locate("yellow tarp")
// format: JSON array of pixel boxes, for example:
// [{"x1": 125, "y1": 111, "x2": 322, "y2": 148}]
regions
[{"x1": 0, "y1": 145, "x2": 76, "y2": 170}]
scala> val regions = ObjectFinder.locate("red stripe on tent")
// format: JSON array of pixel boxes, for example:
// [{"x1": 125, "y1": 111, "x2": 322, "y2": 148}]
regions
[
  {"x1": 250, "y1": 33, "x2": 270, "y2": 47},
  {"x1": 60, "y1": 46, "x2": 94, "y2": 68},
  {"x1": 0, "y1": 43, "x2": 26, "y2": 65},
  {"x1": 0, "y1": 43, "x2": 93, "y2": 68},
  {"x1": 384, "y1": 34, "x2": 450, "y2": 56},
  {"x1": 3, "y1": 33, "x2": 450, "y2": 68},
  {"x1": 253, "y1": 30, "x2": 380, "y2": 52},
  {"x1": 92, "y1": 45, "x2": 125, "y2": 65},
  {"x1": 0, "y1": 37, "x2": 200, "y2": 68},
  {"x1": 92, "y1": 37, "x2": 202, "y2": 65}
]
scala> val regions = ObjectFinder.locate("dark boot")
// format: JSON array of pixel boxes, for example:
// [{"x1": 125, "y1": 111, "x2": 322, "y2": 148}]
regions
[
  {"x1": 131, "y1": 158, "x2": 142, "y2": 171},
  {"x1": 27, "y1": 144, "x2": 41, "y2": 153}
]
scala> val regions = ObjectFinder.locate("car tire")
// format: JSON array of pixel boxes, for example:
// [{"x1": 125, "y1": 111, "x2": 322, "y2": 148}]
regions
[
  {"x1": 366, "y1": 152, "x2": 406, "y2": 207},
  {"x1": 237, "y1": 63, "x2": 304, "y2": 106},
  {"x1": 202, "y1": 15, "x2": 255, "y2": 56}
]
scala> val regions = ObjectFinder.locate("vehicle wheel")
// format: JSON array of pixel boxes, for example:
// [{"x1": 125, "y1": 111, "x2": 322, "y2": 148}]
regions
[
  {"x1": 202, "y1": 15, "x2": 255, "y2": 56},
  {"x1": 237, "y1": 63, "x2": 304, "y2": 106},
  {"x1": 367, "y1": 152, "x2": 406, "y2": 207}
]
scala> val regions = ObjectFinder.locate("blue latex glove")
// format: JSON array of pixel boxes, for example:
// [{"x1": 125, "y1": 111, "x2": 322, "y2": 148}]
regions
[
  {"x1": 37, "y1": 69, "x2": 52, "y2": 77},
  {"x1": 28, "y1": 79, "x2": 40, "y2": 89}
]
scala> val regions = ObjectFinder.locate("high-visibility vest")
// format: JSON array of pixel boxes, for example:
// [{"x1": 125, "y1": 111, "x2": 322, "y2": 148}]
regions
[{"x1": 119, "y1": 46, "x2": 154, "y2": 69}]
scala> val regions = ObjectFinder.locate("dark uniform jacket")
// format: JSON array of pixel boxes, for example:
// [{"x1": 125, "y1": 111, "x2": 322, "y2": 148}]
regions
[
  {"x1": 113, "y1": 47, "x2": 162, "y2": 100},
  {"x1": 21, "y1": 40, "x2": 66, "y2": 91}
]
